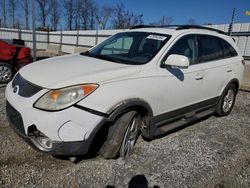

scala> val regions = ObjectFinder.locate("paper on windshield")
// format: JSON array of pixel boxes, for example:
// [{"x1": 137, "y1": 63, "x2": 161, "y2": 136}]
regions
[{"x1": 147, "y1": 35, "x2": 167, "y2": 41}]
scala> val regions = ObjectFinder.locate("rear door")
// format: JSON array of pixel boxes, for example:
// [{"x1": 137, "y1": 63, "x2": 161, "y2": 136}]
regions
[{"x1": 197, "y1": 35, "x2": 238, "y2": 100}]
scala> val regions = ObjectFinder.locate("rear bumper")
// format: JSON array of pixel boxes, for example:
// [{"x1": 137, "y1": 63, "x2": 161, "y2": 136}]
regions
[{"x1": 6, "y1": 100, "x2": 105, "y2": 156}]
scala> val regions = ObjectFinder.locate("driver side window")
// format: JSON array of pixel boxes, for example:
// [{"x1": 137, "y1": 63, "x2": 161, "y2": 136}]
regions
[{"x1": 165, "y1": 35, "x2": 197, "y2": 65}]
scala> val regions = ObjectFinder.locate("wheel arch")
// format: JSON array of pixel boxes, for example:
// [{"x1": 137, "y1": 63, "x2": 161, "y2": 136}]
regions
[
  {"x1": 107, "y1": 98, "x2": 153, "y2": 123},
  {"x1": 220, "y1": 78, "x2": 240, "y2": 96}
]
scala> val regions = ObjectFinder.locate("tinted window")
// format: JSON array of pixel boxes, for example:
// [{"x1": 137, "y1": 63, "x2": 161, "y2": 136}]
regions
[
  {"x1": 88, "y1": 32, "x2": 170, "y2": 65},
  {"x1": 198, "y1": 35, "x2": 224, "y2": 63},
  {"x1": 220, "y1": 39, "x2": 238, "y2": 58},
  {"x1": 165, "y1": 35, "x2": 197, "y2": 65}
]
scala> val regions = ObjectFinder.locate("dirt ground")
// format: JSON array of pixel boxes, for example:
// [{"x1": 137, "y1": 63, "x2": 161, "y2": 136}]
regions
[{"x1": 0, "y1": 85, "x2": 250, "y2": 188}]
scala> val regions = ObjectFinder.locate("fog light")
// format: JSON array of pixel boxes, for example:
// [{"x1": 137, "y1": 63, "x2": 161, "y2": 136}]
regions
[
  {"x1": 28, "y1": 126, "x2": 53, "y2": 151},
  {"x1": 36, "y1": 136, "x2": 52, "y2": 149}
]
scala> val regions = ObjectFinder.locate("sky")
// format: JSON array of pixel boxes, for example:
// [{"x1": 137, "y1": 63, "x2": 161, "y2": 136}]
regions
[{"x1": 97, "y1": 0, "x2": 250, "y2": 25}]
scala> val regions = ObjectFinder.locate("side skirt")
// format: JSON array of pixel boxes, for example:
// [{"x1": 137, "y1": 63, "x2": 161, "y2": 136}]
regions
[{"x1": 148, "y1": 97, "x2": 219, "y2": 138}]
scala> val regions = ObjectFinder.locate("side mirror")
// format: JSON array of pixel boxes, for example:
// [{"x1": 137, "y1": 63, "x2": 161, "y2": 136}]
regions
[{"x1": 163, "y1": 54, "x2": 190, "y2": 69}]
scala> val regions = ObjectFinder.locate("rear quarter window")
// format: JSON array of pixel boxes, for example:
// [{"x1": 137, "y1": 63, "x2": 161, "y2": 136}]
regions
[
  {"x1": 198, "y1": 35, "x2": 224, "y2": 63},
  {"x1": 220, "y1": 38, "x2": 238, "y2": 58}
]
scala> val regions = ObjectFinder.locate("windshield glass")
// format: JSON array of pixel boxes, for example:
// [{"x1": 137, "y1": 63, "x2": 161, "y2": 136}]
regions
[{"x1": 83, "y1": 32, "x2": 170, "y2": 65}]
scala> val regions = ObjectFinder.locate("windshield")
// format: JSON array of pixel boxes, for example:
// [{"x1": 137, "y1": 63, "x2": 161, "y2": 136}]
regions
[{"x1": 82, "y1": 32, "x2": 170, "y2": 65}]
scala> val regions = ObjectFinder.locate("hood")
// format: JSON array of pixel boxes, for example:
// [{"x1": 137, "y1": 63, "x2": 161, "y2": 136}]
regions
[{"x1": 19, "y1": 54, "x2": 141, "y2": 89}]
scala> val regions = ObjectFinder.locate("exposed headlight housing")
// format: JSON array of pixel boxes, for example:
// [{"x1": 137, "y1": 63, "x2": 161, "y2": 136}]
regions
[{"x1": 34, "y1": 84, "x2": 98, "y2": 111}]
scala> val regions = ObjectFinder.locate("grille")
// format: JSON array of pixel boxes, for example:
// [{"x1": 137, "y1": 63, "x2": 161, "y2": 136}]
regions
[
  {"x1": 6, "y1": 101, "x2": 26, "y2": 136},
  {"x1": 12, "y1": 73, "x2": 42, "y2": 98}
]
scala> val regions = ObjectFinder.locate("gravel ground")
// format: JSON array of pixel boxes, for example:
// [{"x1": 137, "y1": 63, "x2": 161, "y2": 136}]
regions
[{"x1": 0, "y1": 85, "x2": 250, "y2": 188}]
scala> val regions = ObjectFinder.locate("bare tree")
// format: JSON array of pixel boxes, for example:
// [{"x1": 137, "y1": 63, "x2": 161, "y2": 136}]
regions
[
  {"x1": 187, "y1": 18, "x2": 196, "y2": 25},
  {"x1": 112, "y1": 3, "x2": 143, "y2": 29},
  {"x1": 36, "y1": 0, "x2": 50, "y2": 29},
  {"x1": 150, "y1": 16, "x2": 173, "y2": 26},
  {"x1": 73, "y1": 0, "x2": 81, "y2": 30},
  {"x1": 160, "y1": 16, "x2": 174, "y2": 25},
  {"x1": 1, "y1": 0, "x2": 7, "y2": 27},
  {"x1": 9, "y1": 0, "x2": 17, "y2": 28},
  {"x1": 49, "y1": 0, "x2": 60, "y2": 31},
  {"x1": 20, "y1": 0, "x2": 29, "y2": 29},
  {"x1": 112, "y1": 3, "x2": 126, "y2": 29},
  {"x1": 96, "y1": 5, "x2": 114, "y2": 29},
  {"x1": 79, "y1": 0, "x2": 91, "y2": 30},
  {"x1": 63, "y1": 0, "x2": 75, "y2": 30},
  {"x1": 89, "y1": 1, "x2": 98, "y2": 30}
]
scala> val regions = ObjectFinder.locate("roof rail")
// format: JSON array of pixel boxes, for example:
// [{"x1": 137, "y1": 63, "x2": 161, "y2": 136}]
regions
[
  {"x1": 131, "y1": 24, "x2": 228, "y2": 35},
  {"x1": 130, "y1": 25, "x2": 179, "y2": 29},
  {"x1": 176, "y1": 25, "x2": 227, "y2": 35}
]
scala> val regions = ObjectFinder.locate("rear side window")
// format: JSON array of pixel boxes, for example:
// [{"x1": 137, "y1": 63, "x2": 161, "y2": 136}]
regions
[
  {"x1": 198, "y1": 35, "x2": 224, "y2": 63},
  {"x1": 220, "y1": 39, "x2": 238, "y2": 58}
]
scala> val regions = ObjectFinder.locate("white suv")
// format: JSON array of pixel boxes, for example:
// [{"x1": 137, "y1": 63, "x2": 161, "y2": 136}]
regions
[{"x1": 6, "y1": 25, "x2": 245, "y2": 159}]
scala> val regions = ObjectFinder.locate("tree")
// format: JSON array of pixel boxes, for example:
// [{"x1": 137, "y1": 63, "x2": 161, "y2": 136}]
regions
[
  {"x1": 49, "y1": 0, "x2": 60, "y2": 31},
  {"x1": 20, "y1": 0, "x2": 29, "y2": 29},
  {"x1": 73, "y1": 0, "x2": 81, "y2": 30},
  {"x1": 96, "y1": 5, "x2": 114, "y2": 29},
  {"x1": 150, "y1": 16, "x2": 174, "y2": 26},
  {"x1": 63, "y1": 0, "x2": 75, "y2": 30},
  {"x1": 112, "y1": 3, "x2": 143, "y2": 29},
  {"x1": 9, "y1": 0, "x2": 17, "y2": 28},
  {"x1": 36, "y1": 0, "x2": 50, "y2": 29},
  {"x1": 1, "y1": 0, "x2": 7, "y2": 27},
  {"x1": 187, "y1": 18, "x2": 196, "y2": 25},
  {"x1": 112, "y1": 3, "x2": 127, "y2": 29},
  {"x1": 89, "y1": 1, "x2": 98, "y2": 30},
  {"x1": 159, "y1": 16, "x2": 174, "y2": 25}
]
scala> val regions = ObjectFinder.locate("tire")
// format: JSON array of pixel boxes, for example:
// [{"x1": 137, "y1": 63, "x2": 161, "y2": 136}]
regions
[
  {"x1": 99, "y1": 111, "x2": 141, "y2": 159},
  {"x1": 215, "y1": 84, "x2": 237, "y2": 117},
  {"x1": 0, "y1": 63, "x2": 14, "y2": 84}
]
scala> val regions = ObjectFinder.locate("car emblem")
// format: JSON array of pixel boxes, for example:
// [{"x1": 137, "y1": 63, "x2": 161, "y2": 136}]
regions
[{"x1": 13, "y1": 86, "x2": 19, "y2": 94}]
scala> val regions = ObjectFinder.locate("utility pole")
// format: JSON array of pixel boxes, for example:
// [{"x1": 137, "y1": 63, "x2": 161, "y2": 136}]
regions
[
  {"x1": 32, "y1": 0, "x2": 37, "y2": 62},
  {"x1": 228, "y1": 8, "x2": 236, "y2": 36}
]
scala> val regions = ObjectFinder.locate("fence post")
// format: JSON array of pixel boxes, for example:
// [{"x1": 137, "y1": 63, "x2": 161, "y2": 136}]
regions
[
  {"x1": 60, "y1": 31, "x2": 63, "y2": 52},
  {"x1": 95, "y1": 29, "x2": 98, "y2": 45},
  {"x1": 76, "y1": 30, "x2": 79, "y2": 47},
  {"x1": 18, "y1": 29, "x2": 22, "y2": 40},
  {"x1": 47, "y1": 30, "x2": 50, "y2": 45}
]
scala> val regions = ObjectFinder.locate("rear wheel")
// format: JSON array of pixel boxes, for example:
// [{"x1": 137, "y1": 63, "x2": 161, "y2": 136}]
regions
[
  {"x1": 216, "y1": 84, "x2": 237, "y2": 116},
  {"x1": 99, "y1": 111, "x2": 141, "y2": 159},
  {"x1": 0, "y1": 63, "x2": 14, "y2": 84}
]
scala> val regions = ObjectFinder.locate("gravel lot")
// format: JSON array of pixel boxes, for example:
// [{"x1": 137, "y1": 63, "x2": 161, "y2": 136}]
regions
[{"x1": 0, "y1": 85, "x2": 250, "y2": 188}]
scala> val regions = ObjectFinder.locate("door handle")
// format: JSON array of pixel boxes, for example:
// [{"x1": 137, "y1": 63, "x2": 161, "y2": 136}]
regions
[{"x1": 195, "y1": 74, "x2": 203, "y2": 80}]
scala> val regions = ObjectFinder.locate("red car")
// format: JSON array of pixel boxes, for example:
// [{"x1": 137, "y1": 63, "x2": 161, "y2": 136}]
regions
[{"x1": 0, "y1": 39, "x2": 32, "y2": 84}]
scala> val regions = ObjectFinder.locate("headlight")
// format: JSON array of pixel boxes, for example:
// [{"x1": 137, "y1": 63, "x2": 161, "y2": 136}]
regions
[{"x1": 34, "y1": 84, "x2": 98, "y2": 111}]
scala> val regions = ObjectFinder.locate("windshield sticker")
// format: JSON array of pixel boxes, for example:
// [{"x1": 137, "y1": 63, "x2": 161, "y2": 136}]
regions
[{"x1": 147, "y1": 35, "x2": 167, "y2": 41}]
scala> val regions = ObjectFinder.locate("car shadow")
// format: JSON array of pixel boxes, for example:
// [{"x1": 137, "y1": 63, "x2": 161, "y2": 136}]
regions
[
  {"x1": 166, "y1": 67, "x2": 185, "y2": 81},
  {"x1": 106, "y1": 174, "x2": 161, "y2": 188}
]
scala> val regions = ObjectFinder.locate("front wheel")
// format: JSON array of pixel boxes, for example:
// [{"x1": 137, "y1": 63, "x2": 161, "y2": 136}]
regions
[
  {"x1": 0, "y1": 63, "x2": 14, "y2": 84},
  {"x1": 216, "y1": 84, "x2": 237, "y2": 116},
  {"x1": 99, "y1": 111, "x2": 141, "y2": 159}
]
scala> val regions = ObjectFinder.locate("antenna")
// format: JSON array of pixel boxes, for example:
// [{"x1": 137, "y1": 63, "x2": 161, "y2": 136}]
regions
[{"x1": 228, "y1": 8, "x2": 236, "y2": 36}]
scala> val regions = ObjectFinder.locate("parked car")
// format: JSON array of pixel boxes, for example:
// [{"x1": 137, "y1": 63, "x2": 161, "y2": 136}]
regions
[
  {"x1": 6, "y1": 25, "x2": 245, "y2": 161},
  {"x1": 0, "y1": 39, "x2": 32, "y2": 84}
]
